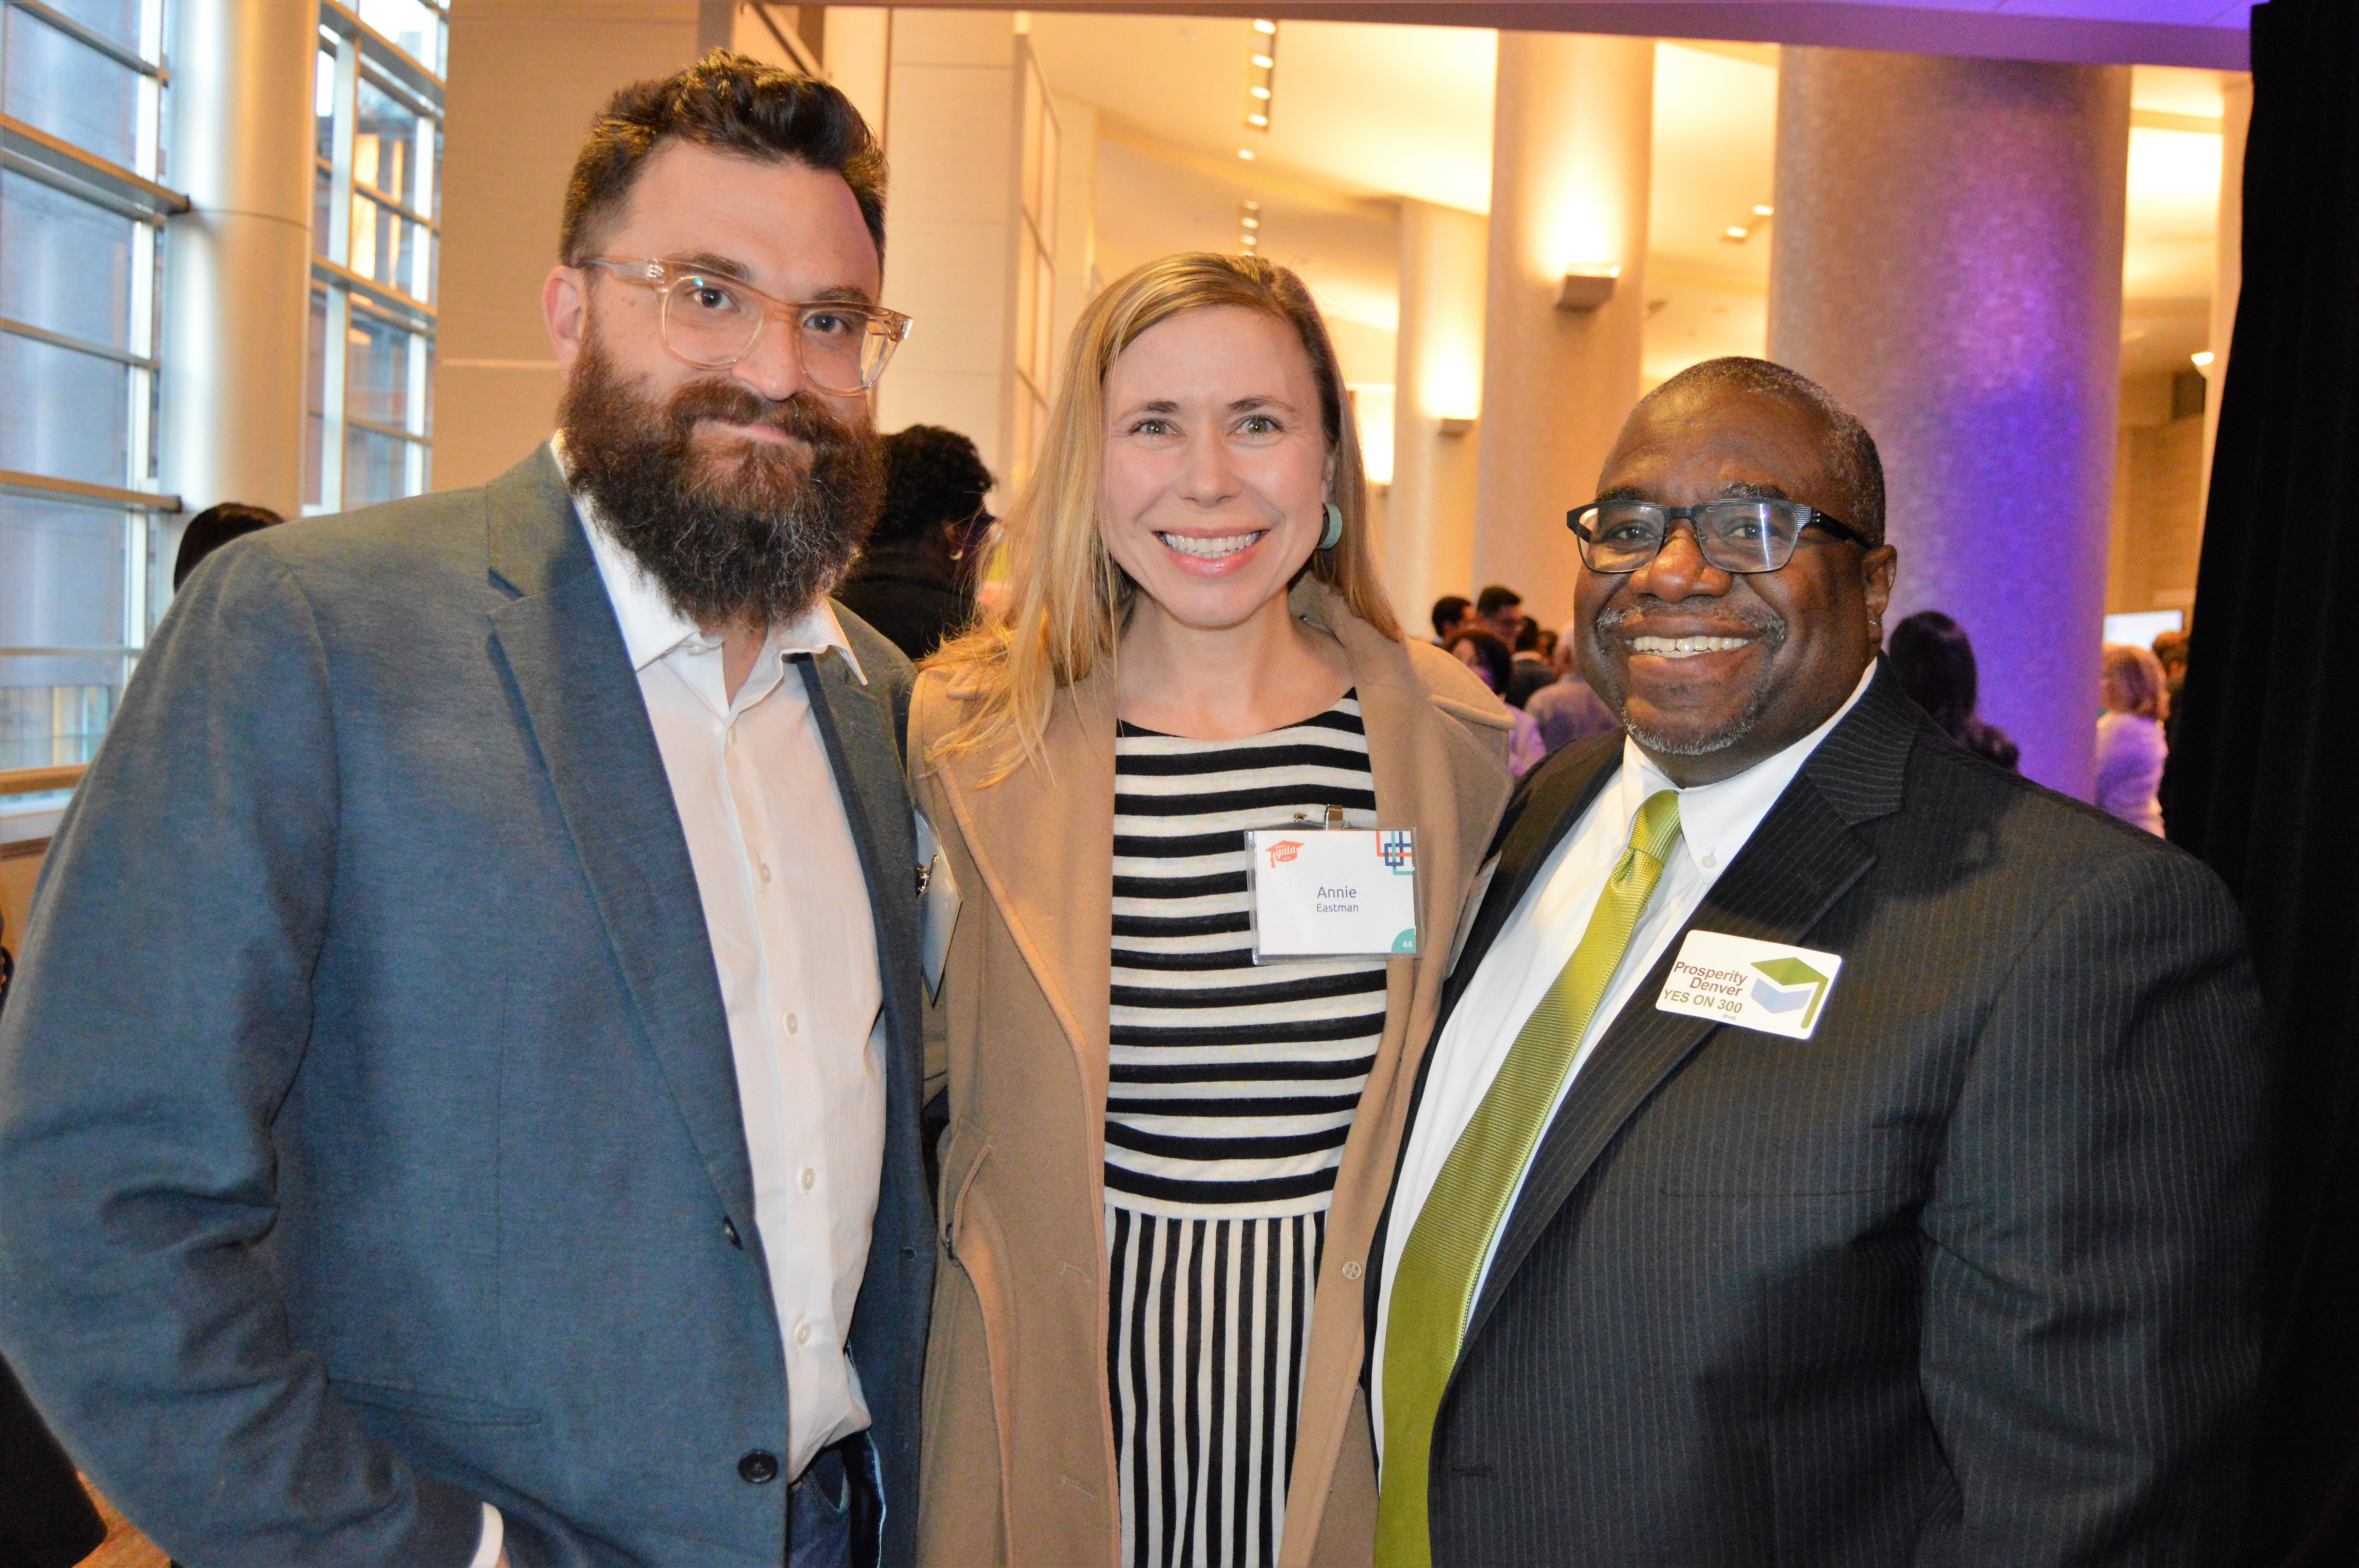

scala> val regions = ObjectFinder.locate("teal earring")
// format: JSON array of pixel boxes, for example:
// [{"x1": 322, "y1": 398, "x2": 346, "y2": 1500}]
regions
[{"x1": 1319, "y1": 502, "x2": 1344, "y2": 550}]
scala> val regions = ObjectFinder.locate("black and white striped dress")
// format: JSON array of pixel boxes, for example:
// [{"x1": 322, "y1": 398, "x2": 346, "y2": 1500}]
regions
[{"x1": 1106, "y1": 693, "x2": 1387, "y2": 1568}]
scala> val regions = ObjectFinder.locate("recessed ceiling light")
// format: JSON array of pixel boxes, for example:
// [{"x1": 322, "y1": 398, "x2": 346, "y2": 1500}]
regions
[
  {"x1": 1238, "y1": 148, "x2": 1256, "y2": 160},
  {"x1": 1250, "y1": 84, "x2": 1271, "y2": 100},
  {"x1": 1241, "y1": 216, "x2": 1259, "y2": 229},
  {"x1": 1246, "y1": 112, "x2": 1269, "y2": 127},
  {"x1": 1722, "y1": 226, "x2": 1750, "y2": 241},
  {"x1": 1251, "y1": 53, "x2": 1274, "y2": 69},
  {"x1": 1254, "y1": 18, "x2": 1277, "y2": 34},
  {"x1": 1243, "y1": 200, "x2": 1260, "y2": 211},
  {"x1": 1751, "y1": 204, "x2": 1774, "y2": 218},
  {"x1": 2192, "y1": 350, "x2": 2216, "y2": 367}
]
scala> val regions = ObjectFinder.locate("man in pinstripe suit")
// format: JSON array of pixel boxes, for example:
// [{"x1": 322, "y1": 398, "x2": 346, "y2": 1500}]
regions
[{"x1": 1369, "y1": 358, "x2": 2267, "y2": 1566}]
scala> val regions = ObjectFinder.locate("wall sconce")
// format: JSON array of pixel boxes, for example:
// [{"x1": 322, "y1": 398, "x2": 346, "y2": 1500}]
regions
[
  {"x1": 1438, "y1": 416, "x2": 1476, "y2": 437},
  {"x1": 1557, "y1": 266, "x2": 1620, "y2": 313}
]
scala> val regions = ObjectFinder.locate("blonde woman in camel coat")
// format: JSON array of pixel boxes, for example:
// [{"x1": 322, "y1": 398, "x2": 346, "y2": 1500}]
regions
[{"x1": 909, "y1": 254, "x2": 1514, "y2": 1567}]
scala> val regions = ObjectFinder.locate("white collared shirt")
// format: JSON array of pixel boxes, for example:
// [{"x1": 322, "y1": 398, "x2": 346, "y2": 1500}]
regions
[
  {"x1": 1371, "y1": 664, "x2": 1874, "y2": 1458},
  {"x1": 474, "y1": 439, "x2": 888, "y2": 1564}
]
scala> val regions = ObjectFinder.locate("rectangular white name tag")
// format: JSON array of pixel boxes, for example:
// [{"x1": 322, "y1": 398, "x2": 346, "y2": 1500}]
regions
[
  {"x1": 1245, "y1": 828, "x2": 1418, "y2": 962},
  {"x1": 1656, "y1": 929, "x2": 1845, "y2": 1040}
]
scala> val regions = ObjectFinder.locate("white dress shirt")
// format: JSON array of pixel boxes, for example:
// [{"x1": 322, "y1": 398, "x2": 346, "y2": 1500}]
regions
[
  {"x1": 1372, "y1": 664, "x2": 1874, "y2": 1457},
  {"x1": 475, "y1": 441, "x2": 888, "y2": 1565}
]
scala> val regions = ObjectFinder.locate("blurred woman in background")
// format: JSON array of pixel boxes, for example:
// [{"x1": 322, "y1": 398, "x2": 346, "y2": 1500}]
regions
[
  {"x1": 1445, "y1": 626, "x2": 1546, "y2": 776},
  {"x1": 1886, "y1": 609, "x2": 2019, "y2": 770},
  {"x1": 911, "y1": 253, "x2": 1514, "y2": 1566},
  {"x1": 2096, "y1": 642, "x2": 2170, "y2": 835}
]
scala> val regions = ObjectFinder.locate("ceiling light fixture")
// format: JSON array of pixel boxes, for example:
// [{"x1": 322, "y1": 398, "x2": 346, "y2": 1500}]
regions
[
  {"x1": 2192, "y1": 350, "x2": 2216, "y2": 367},
  {"x1": 1751, "y1": 204, "x2": 1774, "y2": 218},
  {"x1": 1722, "y1": 225, "x2": 1751, "y2": 242},
  {"x1": 1243, "y1": 19, "x2": 1278, "y2": 134},
  {"x1": 1238, "y1": 148, "x2": 1256, "y2": 160}
]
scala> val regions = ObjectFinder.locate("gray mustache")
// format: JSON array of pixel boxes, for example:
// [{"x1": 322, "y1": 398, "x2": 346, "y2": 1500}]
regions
[{"x1": 1595, "y1": 600, "x2": 1788, "y2": 648}]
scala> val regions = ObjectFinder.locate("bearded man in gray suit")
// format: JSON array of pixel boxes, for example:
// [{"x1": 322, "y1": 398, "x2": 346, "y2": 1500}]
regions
[{"x1": 0, "y1": 56, "x2": 931, "y2": 1568}]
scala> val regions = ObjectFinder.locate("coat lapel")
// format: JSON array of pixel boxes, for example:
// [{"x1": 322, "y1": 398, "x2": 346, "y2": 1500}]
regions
[
  {"x1": 482, "y1": 448, "x2": 756, "y2": 1239},
  {"x1": 1457, "y1": 666, "x2": 1921, "y2": 1353},
  {"x1": 934, "y1": 671, "x2": 1120, "y2": 1116}
]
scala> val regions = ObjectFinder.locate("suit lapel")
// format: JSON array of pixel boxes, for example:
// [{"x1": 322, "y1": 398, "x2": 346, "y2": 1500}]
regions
[
  {"x1": 1456, "y1": 668, "x2": 1922, "y2": 1353},
  {"x1": 1439, "y1": 737, "x2": 1626, "y2": 1027},
  {"x1": 482, "y1": 448, "x2": 755, "y2": 1238},
  {"x1": 798, "y1": 650, "x2": 922, "y2": 1052}
]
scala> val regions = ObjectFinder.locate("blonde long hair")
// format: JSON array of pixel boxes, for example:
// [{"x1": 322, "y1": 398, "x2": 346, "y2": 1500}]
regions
[{"x1": 924, "y1": 252, "x2": 1402, "y2": 777}]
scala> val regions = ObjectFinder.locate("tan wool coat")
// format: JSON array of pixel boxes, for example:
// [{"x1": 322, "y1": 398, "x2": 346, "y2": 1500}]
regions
[{"x1": 910, "y1": 582, "x2": 1516, "y2": 1566}]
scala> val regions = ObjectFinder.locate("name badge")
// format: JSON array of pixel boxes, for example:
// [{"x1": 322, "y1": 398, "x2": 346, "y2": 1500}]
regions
[
  {"x1": 1245, "y1": 828, "x2": 1418, "y2": 963},
  {"x1": 1656, "y1": 929, "x2": 1844, "y2": 1040}
]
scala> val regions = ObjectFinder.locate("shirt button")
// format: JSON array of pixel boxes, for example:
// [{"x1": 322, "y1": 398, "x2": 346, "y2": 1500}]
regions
[
  {"x1": 760, "y1": 862, "x2": 773, "y2": 885},
  {"x1": 738, "y1": 1450, "x2": 780, "y2": 1485},
  {"x1": 794, "y1": 1323, "x2": 812, "y2": 1347},
  {"x1": 783, "y1": 1012, "x2": 799, "y2": 1035},
  {"x1": 1341, "y1": 1260, "x2": 1364, "y2": 1280},
  {"x1": 800, "y1": 1167, "x2": 816, "y2": 1192},
  {"x1": 1701, "y1": 853, "x2": 1717, "y2": 869}
]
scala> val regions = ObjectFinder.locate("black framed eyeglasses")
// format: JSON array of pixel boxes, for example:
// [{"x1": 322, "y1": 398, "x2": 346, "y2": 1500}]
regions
[{"x1": 1567, "y1": 497, "x2": 1864, "y2": 575}]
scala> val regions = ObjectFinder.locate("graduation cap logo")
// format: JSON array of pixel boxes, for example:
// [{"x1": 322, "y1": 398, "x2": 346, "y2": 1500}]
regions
[{"x1": 1749, "y1": 955, "x2": 1833, "y2": 1031}]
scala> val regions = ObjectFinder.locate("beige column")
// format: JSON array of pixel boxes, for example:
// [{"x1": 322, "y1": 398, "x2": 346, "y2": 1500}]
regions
[
  {"x1": 869, "y1": 9, "x2": 1018, "y2": 481},
  {"x1": 870, "y1": 10, "x2": 1061, "y2": 503},
  {"x1": 1389, "y1": 199, "x2": 1487, "y2": 626},
  {"x1": 1770, "y1": 49, "x2": 2130, "y2": 799},
  {"x1": 2200, "y1": 72, "x2": 2251, "y2": 516},
  {"x1": 160, "y1": 0, "x2": 317, "y2": 521},
  {"x1": 1047, "y1": 91, "x2": 1098, "y2": 402},
  {"x1": 1468, "y1": 31, "x2": 1654, "y2": 634},
  {"x1": 433, "y1": 2, "x2": 701, "y2": 490},
  {"x1": 825, "y1": 7, "x2": 892, "y2": 143}
]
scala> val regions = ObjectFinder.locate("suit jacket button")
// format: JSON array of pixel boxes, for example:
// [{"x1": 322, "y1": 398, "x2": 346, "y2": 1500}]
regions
[
  {"x1": 738, "y1": 1450, "x2": 780, "y2": 1485},
  {"x1": 722, "y1": 1217, "x2": 742, "y2": 1249}
]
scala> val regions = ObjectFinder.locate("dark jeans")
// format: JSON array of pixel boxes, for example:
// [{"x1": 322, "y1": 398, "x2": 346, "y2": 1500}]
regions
[{"x1": 790, "y1": 1430, "x2": 882, "y2": 1568}]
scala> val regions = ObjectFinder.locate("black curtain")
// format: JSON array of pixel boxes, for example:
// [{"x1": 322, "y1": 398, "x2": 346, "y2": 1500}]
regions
[{"x1": 2163, "y1": 2, "x2": 2359, "y2": 1562}]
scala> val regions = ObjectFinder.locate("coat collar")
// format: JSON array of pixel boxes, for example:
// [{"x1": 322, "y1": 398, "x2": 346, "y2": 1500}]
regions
[{"x1": 1450, "y1": 660, "x2": 1923, "y2": 1356}]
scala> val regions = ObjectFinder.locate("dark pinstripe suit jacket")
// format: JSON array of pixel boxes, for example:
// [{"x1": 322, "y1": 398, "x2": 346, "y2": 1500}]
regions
[{"x1": 1379, "y1": 661, "x2": 2269, "y2": 1566}]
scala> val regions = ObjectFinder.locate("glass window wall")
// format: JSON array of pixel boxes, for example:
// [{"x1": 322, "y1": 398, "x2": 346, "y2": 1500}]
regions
[
  {"x1": 0, "y1": 0, "x2": 173, "y2": 774},
  {"x1": 307, "y1": 2, "x2": 442, "y2": 515}
]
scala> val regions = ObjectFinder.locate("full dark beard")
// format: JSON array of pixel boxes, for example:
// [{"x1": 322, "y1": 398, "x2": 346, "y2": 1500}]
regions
[
  {"x1": 1589, "y1": 598, "x2": 1789, "y2": 756},
  {"x1": 557, "y1": 337, "x2": 884, "y2": 630}
]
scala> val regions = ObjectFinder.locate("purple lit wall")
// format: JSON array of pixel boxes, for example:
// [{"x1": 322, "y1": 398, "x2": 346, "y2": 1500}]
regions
[{"x1": 1768, "y1": 49, "x2": 2131, "y2": 800}]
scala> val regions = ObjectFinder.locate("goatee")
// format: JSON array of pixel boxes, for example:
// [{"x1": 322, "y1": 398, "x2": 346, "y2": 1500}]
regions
[
  {"x1": 1589, "y1": 598, "x2": 1788, "y2": 755},
  {"x1": 557, "y1": 337, "x2": 884, "y2": 630}
]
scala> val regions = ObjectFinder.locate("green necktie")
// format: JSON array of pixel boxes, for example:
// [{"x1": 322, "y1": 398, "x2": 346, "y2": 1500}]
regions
[{"x1": 1375, "y1": 788, "x2": 1684, "y2": 1568}]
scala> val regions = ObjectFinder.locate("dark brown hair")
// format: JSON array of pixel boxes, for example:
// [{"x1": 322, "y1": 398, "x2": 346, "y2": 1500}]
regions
[{"x1": 560, "y1": 51, "x2": 886, "y2": 265}]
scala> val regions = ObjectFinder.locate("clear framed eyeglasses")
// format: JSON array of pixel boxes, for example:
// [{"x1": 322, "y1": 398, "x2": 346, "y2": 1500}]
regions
[
  {"x1": 1567, "y1": 496, "x2": 1865, "y2": 575},
  {"x1": 580, "y1": 257, "x2": 914, "y2": 394}
]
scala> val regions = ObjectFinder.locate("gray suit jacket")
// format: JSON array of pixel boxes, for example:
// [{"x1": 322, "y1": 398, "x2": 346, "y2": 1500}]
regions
[
  {"x1": 0, "y1": 448, "x2": 934, "y2": 1566},
  {"x1": 1376, "y1": 662, "x2": 2268, "y2": 1565}
]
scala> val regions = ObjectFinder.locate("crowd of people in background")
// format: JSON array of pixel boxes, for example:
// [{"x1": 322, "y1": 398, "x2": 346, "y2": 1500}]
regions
[{"x1": 1428, "y1": 584, "x2": 1618, "y2": 775}]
